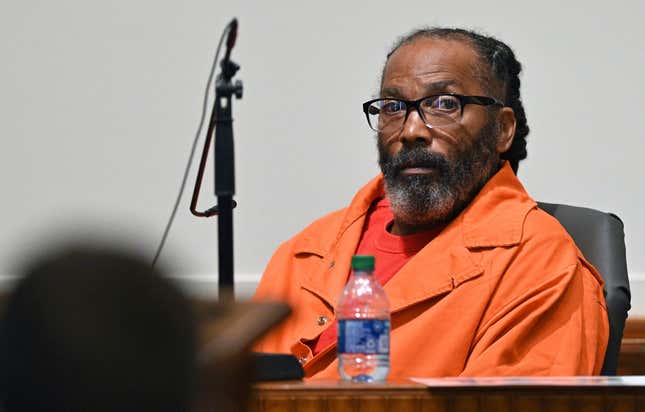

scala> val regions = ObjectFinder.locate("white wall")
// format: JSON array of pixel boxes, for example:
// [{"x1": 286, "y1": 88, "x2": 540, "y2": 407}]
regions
[{"x1": 1, "y1": 1, "x2": 643, "y2": 314}]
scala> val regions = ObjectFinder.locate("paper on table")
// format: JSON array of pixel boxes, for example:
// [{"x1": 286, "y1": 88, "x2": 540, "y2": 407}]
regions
[{"x1": 410, "y1": 376, "x2": 645, "y2": 387}]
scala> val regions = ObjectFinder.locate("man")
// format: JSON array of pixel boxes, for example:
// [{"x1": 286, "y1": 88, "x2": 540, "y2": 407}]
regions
[{"x1": 253, "y1": 28, "x2": 608, "y2": 379}]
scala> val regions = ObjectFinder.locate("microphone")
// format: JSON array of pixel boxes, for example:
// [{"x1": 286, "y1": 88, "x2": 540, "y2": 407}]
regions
[{"x1": 224, "y1": 18, "x2": 238, "y2": 62}]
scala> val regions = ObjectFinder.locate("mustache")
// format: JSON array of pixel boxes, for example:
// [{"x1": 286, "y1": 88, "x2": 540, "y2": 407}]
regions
[{"x1": 379, "y1": 145, "x2": 451, "y2": 178}]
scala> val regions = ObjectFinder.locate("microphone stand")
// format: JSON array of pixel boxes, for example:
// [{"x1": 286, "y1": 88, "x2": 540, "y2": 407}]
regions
[
  {"x1": 189, "y1": 20, "x2": 304, "y2": 381},
  {"x1": 213, "y1": 57, "x2": 242, "y2": 302},
  {"x1": 190, "y1": 20, "x2": 242, "y2": 302}
]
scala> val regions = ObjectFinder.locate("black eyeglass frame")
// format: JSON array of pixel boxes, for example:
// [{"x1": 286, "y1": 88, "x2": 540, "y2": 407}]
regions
[{"x1": 362, "y1": 93, "x2": 504, "y2": 132}]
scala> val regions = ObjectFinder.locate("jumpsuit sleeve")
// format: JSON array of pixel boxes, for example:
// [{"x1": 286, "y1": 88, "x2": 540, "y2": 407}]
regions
[{"x1": 461, "y1": 261, "x2": 609, "y2": 376}]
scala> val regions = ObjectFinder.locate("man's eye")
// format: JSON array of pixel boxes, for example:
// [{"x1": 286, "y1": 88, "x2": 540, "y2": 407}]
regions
[
  {"x1": 381, "y1": 100, "x2": 405, "y2": 115},
  {"x1": 426, "y1": 96, "x2": 460, "y2": 112}
]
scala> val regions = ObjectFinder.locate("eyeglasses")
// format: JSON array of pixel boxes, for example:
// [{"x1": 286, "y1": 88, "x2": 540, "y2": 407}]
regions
[{"x1": 362, "y1": 93, "x2": 503, "y2": 134}]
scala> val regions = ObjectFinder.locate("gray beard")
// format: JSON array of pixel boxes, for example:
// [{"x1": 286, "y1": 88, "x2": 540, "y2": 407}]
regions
[{"x1": 378, "y1": 121, "x2": 501, "y2": 227}]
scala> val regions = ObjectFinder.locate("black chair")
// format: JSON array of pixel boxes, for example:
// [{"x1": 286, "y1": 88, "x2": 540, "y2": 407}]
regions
[{"x1": 538, "y1": 202, "x2": 631, "y2": 375}]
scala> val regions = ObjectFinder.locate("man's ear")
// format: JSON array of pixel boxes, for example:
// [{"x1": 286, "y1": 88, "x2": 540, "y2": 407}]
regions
[{"x1": 496, "y1": 107, "x2": 516, "y2": 153}]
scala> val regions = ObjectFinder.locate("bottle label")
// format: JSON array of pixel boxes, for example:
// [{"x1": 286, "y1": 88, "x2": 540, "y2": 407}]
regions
[{"x1": 337, "y1": 319, "x2": 390, "y2": 354}]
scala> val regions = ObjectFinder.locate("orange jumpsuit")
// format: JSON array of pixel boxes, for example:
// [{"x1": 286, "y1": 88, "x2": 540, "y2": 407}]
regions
[{"x1": 253, "y1": 163, "x2": 609, "y2": 378}]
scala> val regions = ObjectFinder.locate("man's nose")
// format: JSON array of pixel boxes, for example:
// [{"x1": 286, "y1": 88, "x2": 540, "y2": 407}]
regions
[{"x1": 400, "y1": 108, "x2": 433, "y2": 144}]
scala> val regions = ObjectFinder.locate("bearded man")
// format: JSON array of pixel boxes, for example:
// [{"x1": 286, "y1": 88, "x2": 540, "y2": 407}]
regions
[{"x1": 253, "y1": 28, "x2": 608, "y2": 379}]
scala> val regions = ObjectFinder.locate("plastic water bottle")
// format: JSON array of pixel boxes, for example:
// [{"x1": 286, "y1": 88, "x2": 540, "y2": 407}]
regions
[{"x1": 337, "y1": 255, "x2": 390, "y2": 382}]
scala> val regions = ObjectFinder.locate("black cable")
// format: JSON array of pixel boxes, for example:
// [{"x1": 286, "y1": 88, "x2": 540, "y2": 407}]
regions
[{"x1": 152, "y1": 23, "x2": 232, "y2": 267}]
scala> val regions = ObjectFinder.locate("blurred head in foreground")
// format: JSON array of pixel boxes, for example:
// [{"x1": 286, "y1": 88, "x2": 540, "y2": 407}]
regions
[{"x1": 0, "y1": 246, "x2": 196, "y2": 412}]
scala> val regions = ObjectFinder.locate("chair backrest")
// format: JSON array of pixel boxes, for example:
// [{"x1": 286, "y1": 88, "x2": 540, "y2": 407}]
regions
[{"x1": 538, "y1": 202, "x2": 631, "y2": 375}]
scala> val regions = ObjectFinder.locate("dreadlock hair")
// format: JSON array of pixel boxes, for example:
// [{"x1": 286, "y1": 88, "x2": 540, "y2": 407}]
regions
[{"x1": 383, "y1": 28, "x2": 529, "y2": 174}]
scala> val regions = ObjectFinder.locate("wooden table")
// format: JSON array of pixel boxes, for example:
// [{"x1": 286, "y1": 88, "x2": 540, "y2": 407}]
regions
[
  {"x1": 251, "y1": 377, "x2": 645, "y2": 412},
  {"x1": 619, "y1": 317, "x2": 645, "y2": 375}
]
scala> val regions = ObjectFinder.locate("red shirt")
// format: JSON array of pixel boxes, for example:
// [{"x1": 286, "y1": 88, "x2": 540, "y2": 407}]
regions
[{"x1": 310, "y1": 197, "x2": 443, "y2": 354}]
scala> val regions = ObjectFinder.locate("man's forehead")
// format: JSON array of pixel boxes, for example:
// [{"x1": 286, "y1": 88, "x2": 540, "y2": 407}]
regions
[
  {"x1": 382, "y1": 37, "x2": 483, "y2": 89},
  {"x1": 381, "y1": 79, "x2": 458, "y2": 98}
]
